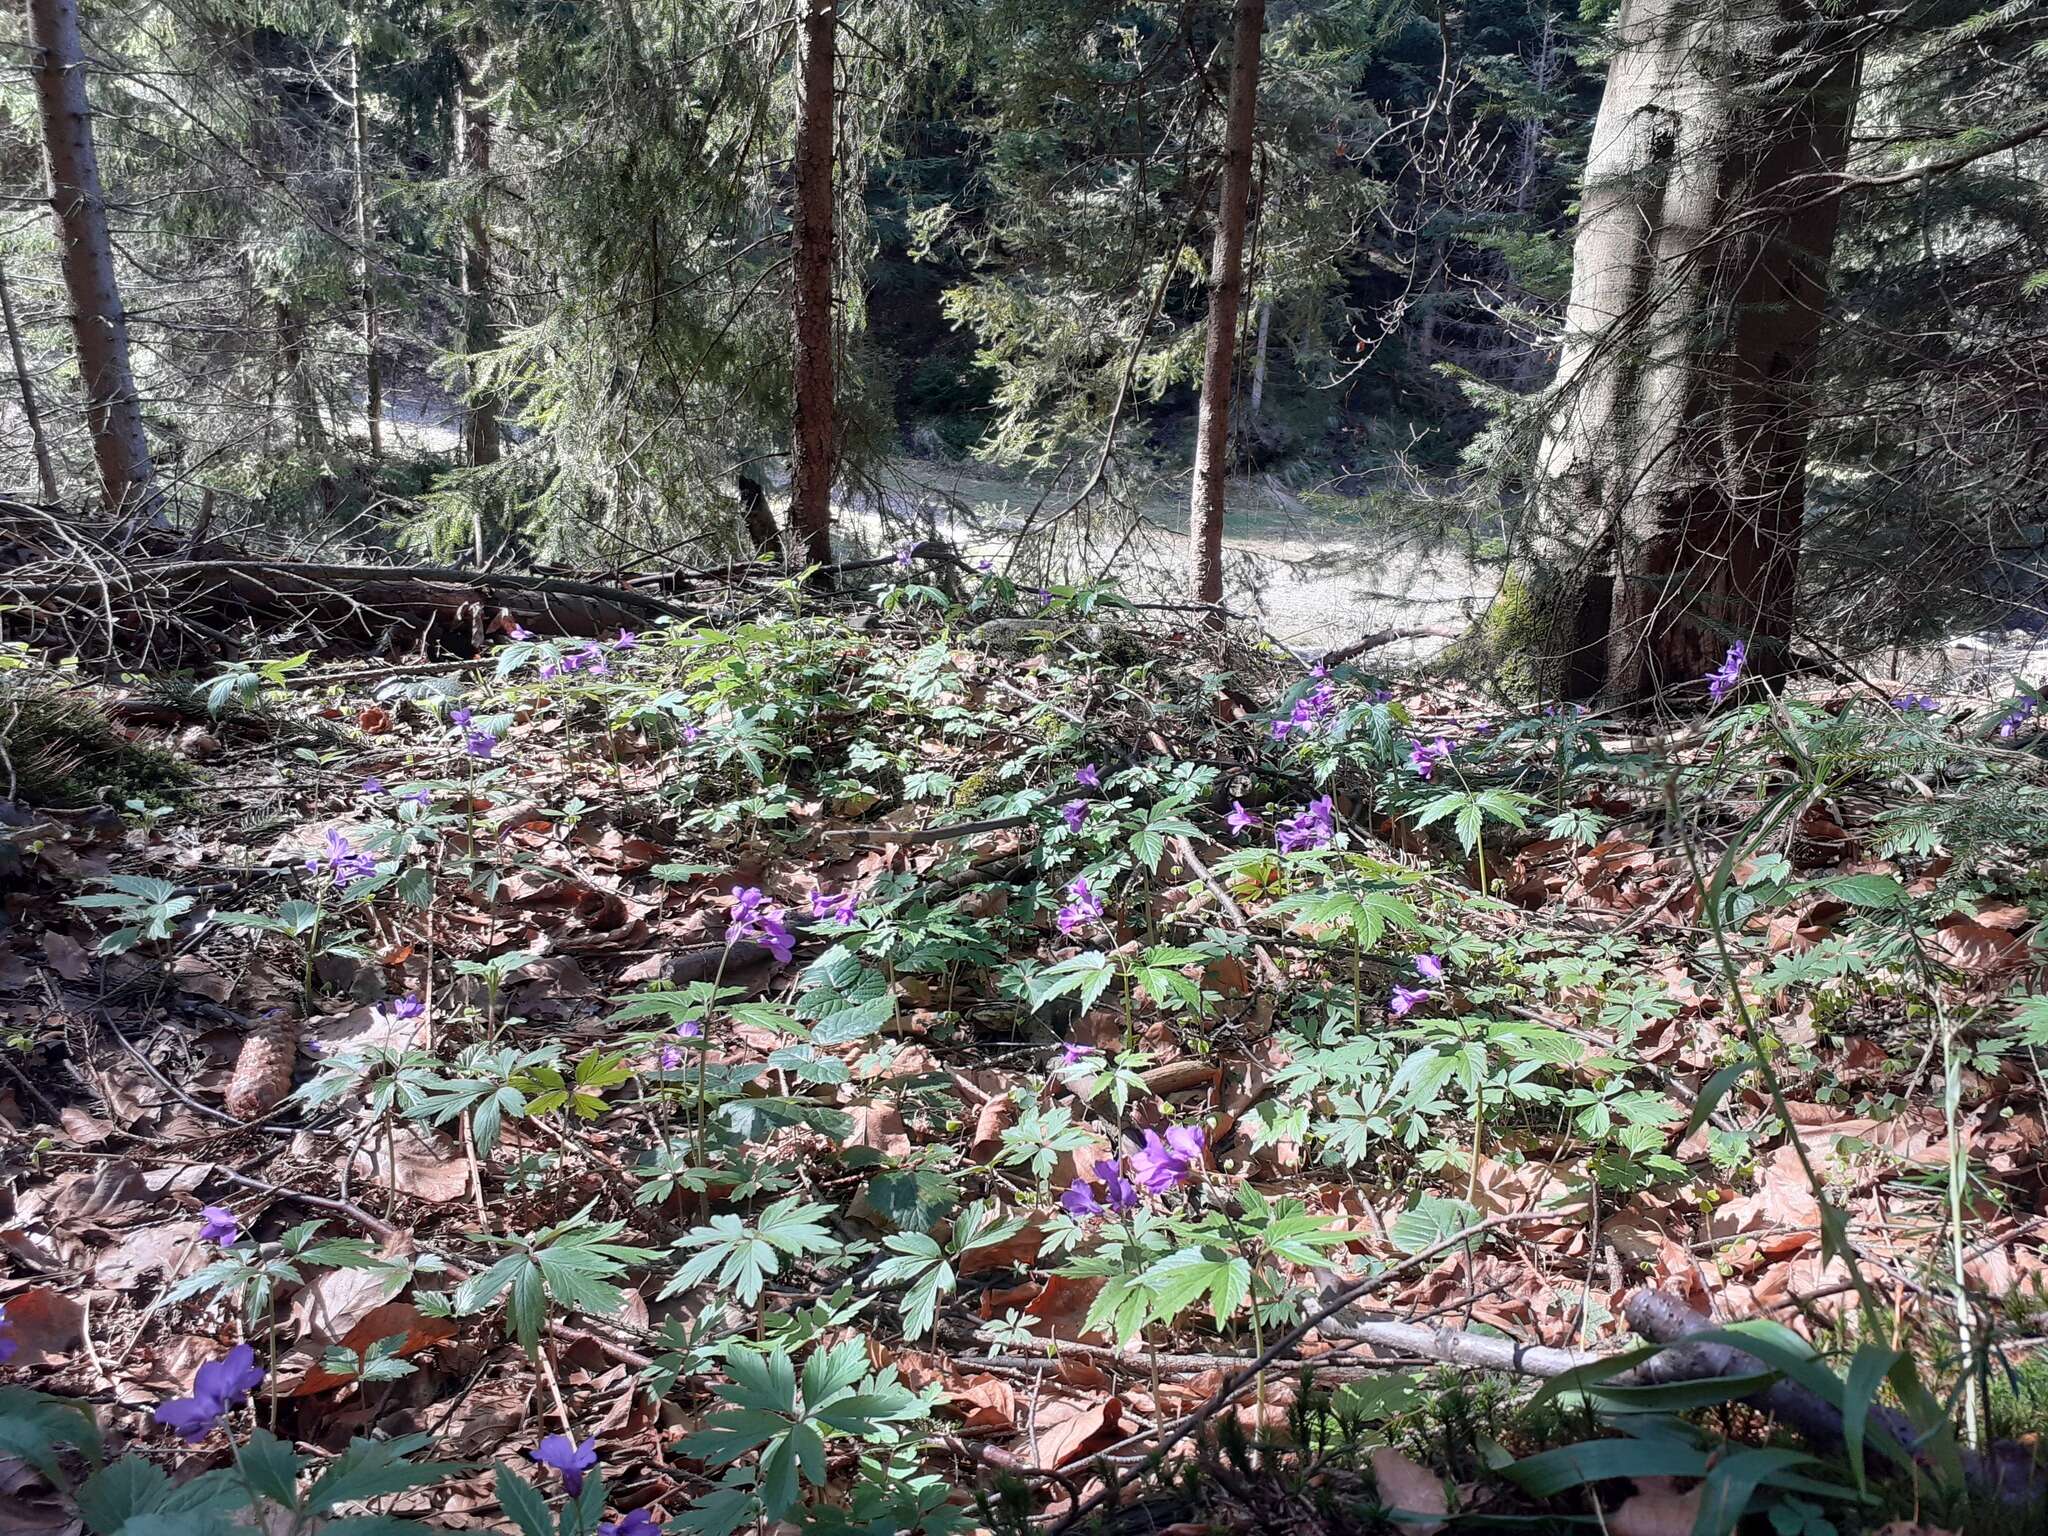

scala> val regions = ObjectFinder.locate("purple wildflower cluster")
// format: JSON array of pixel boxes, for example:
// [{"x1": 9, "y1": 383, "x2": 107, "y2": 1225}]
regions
[
  {"x1": 1272, "y1": 679, "x2": 1338, "y2": 742},
  {"x1": 1705, "y1": 642, "x2": 1747, "y2": 704},
  {"x1": 1892, "y1": 694, "x2": 1940, "y2": 713},
  {"x1": 808, "y1": 889, "x2": 858, "y2": 925},
  {"x1": 153, "y1": 1344, "x2": 264, "y2": 1443},
  {"x1": 538, "y1": 630, "x2": 637, "y2": 681},
  {"x1": 306, "y1": 829, "x2": 376, "y2": 887},
  {"x1": 198, "y1": 1206, "x2": 239, "y2": 1245},
  {"x1": 1389, "y1": 953, "x2": 1442, "y2": 1018},
  {"x1": 1999, "y1": 697, "x2": 2038, "y2": 739},
  {"x1": 449, "y1": 708, "x2": 498, "y2": 760},
  {"x1": 1056, "y1": 876, "x2": 1104, "y2": 935},
  {"x1": 1060, "y1": 1124, "x2": 1204, "y2": 1214},
  {"x1": 1275, "y1": 795, "x2": 1336, "y2": 853},
  {"x1": 1061, "y1": 1160, "x2": 1138, "y2": 1217},
  {"x1": 727, "y1": 887, "x2": 795, "y2": 963},
  {"x1": 1408, "y1": 737, "x2": 1452, "y2": 780},
  {"x1": 531, "y1": 1433, "x2": 599, "y2": 1495}
]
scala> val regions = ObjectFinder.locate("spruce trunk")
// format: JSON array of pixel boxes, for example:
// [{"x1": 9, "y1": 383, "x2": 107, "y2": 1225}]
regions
[
  {"x1": 1485, "y1": 0, "x2": 1858, "y2": 703},
  {"x1": 1188, "y1": 0, "x2": 1264, "y2": 613},
  {"x1": 787, "y1": 0, "x2": 837, "y2": 569},
  {"x1": 0, "y1": 259, "x2": 59, "y2": 503},
  {"x1": 26, "y1": 0, "x2": 155, "y2": 530},
  {"x1": 350, "y1": 41, "x2": 382, "y2": 461},
  {"x1": 458, "y1": 58, "x2": 501, "y2": 473}
]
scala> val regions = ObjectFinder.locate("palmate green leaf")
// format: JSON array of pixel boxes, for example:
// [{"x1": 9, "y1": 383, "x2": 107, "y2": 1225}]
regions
[
  {"x1": 305, "y1": 1434, "x2": 466, "y2": 1514},
  {"x1": 492, "y1": 1464, "x2": 554, "y2": 1536},
  {"x1": 862, "y1": 1168, "x2": 959, "y2": 1232},
  {"x1": 1139, "y1": 1246, "x2": 1250, "y2": 1327},
  {"x1": 1387, "y1": 1195, "x2": 1478, "y2": 1256},
  {"x1": 1025, "y1": 950, "x2": 1116, "y2": 1013}
]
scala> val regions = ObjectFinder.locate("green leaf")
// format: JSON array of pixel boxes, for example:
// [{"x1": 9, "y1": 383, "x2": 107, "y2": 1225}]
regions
[
  {"x1": 233, "y1": 1430, "x2": 303, "y2": 1509},
  {"x1": 1502, "y1": 1436, "x2": 1710, "y2": 1496},
  {"x1": 493, "y1": 1464, "x2": 555, "y2": 1536}
]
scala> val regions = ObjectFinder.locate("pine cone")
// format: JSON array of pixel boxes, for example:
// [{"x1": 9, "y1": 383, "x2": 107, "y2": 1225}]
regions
[{"x1": 223, "y1": 1020, "x2": 298, "y2": 1121}]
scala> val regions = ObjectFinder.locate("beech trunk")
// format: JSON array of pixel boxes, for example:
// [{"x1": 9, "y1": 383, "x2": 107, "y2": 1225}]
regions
[
  {"x1": 26, "y1": 0, "x2": 154, "y2": 528},
  {"x1": 787, "y1": 0, "x2": 837, "y2": 569},
  {"x1": 1188, "y1": 0, "x2": 1264, "y2": 612},
  {"x1": 1485, "y1": 0, "x2": 1858, "y2": 703}
]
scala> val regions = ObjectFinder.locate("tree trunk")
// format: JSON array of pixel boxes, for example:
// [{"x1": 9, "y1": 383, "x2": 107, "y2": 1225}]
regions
[
  {"x1": 457, "y1": 56, "x2": 501, "y2": 471},
  {"x1": 1246, "y1": 297, "x2": 1271, "y2": 425},
  {"x1": 787, "y1": 0, "x2": 837, "y2": 569},
  {"x1": 739, "y1": 472, "x2": 779, "y2": 554},
  {"x1": 0, "y1": 259, "x2": 59, "y2": 503},
  {"x1": 1479, "y1": 0, "x2": 1859, "y2": 704},
  {"x1": 350, "y1": 40, "x2": 382, "y2": 461},
  {"x1": 277, "y1": 300, "x2": 327, "y2": 451},
  {"x1": 1188, "y1": 0, "x2": 1264, "y2": 612},
  {"x1": 1515, "y1": 5, "x2": 1557, "y2": 214},
  {"x1": 26, "y1": 0, "x2": 154, "y2": 529}
]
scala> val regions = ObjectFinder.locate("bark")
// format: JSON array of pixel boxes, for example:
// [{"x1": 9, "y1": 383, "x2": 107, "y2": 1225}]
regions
[
  {"x1": 26, "y1": 0, "x2": 154, "y2": 529},
  {"x1": 1484, "y1": 0, "x2": 1859, "y2": 704},
  {"x1": 1246, "y1": 298, "x2": 1271, "y2": 425},
  {"x1": 0, "y1": 260, "x2": 59, "y2": 503},
  {"x1": 349, "y1": 41, "x2": 383, "y2": 460},
  {"x1": 457, "y1": 55, "x2": 501, "y2": 473},
  {"x1": 277, "y1": 300, "x2": 327, "y2": 451},
  {"x1": 787, "y1": 0, "x2": 837, "y2": 569},
  {"x1": 1514, "y1": 5, "x2": 1557, "y2": 214},
  {"x1": 1188, "y1": 0, "x2": 1264, "y2": 612}
]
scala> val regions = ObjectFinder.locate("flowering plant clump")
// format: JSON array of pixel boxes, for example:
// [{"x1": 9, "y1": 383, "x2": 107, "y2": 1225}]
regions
[
  {"x1": 808, "y1": 889, "x2": 858, "y2": 925},
  {"x1": 1272, "y1": 678, "x2": 1338, "y2": 741},
  {"x1": 306, "y1": 829, "x2": 376, "y2": 887},
  {"x1": 153, "y1": 1344, "x2": 265, "y2": 1443},
  {"x1": 1705, "y1": 641, "x2": 1747, "y2": 703},
  {"x1": 1061, "y1": 1159, "x2": 1140, "y2": 1216},
  {"x1": 1893, "y1": 693, "x2": 1939, "y2": 712},
  {"x1": 1274, "y1": 795, "x2": 1336, "y2": 853},
  {"x1": 1999, "y1": 697, "x2": 2038, "y2": 738},
  {"x1": 1056, "y1": 876, "x2": 1105, "y2": 934},
  {"x1": 1129, "y1": 1123, "x2": 1205, "y2": 1193},
  {"x1": 1408, "y1": 737, "x2": 1452, "y2": 780},
  {"x1": 727, "y1": 887, "x2": 795, "y2": 963}
]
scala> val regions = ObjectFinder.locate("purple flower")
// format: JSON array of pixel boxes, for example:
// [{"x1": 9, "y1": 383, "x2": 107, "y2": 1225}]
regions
[
  {"x1": 1892, "y1": 694, "x2": 1938, "y2": 712},
  {"x1": 361, "y1": 776, "x2": 385, "y2": 797},
  {"x1": 1705, "y1": 642, "x2": 1747, "y2": 704},
  {"x1": 613, "y1": 629, "x2": 639, "y2": 650},
  {"x1": 1059, "y1": 1041, "x2": 1095, "y2": 1067},
  {"x1": 574, "y1": 643, "x2": 610, "y2": 676},
  {"x1": 1060, "y1": 800, "x2": 1088, "y2": 833},
  {"x1": 1414, "y1": 954, "x2": 1444, "y2": 983},
  {"x1": 508, "y1": 623, "x2": 534, "y2": 641},
  {"x1": 385, "y1": 994, "x2": 426, "y2": 1022},
  {"x1": 153, "y1": 1344, "x2": 264, "y2": 1443},
  {"x1": 1225, "y1": 801, "x2": 1261, "y2": 834},
  {"x1": 727, "y1": 888, "x2": 795, "y2": 964},
  {"x1": 0, "y1": 1304, "x2": 14, "y2": 1365},
  {"x1": 658, "y1": 1046, "x2": 683, "y2": 1071},
  {"x1": 1274, "y1": 796, "x2": 1335, "y2": 853},
  {"x1": 306, "y1": 829, "x2": 377, "y2": 887},
  {"x1": 1389, "y1": 985, "x2": 1429, "y2": 1018},
  {"x1": 531, "y1": 1433, "x2": 599, "y2": 1496},
  {"x1": 1408, "y1": 738, "x2": 1452, "y2": 780},
  {"x1": 197, "y1": 1206, "x2": 239, "y2": 1245},
  {"x1": 682, "y1": 724, "x2": 702, "y2": 744},
  {"x1": 675, "y1": 1019, "x2": 703, "y2": 1039},
  {"x1": 539, "y1": 661, "x2": 561, "y2": 680},
  {"x1": 600, "y1": 1512, "x2": 661, "y2": 1536},
  {"x1": 976, "y1": 558, "x2": 994, "y2": 573},
  {"x1": 1271, "y1": 719, "x2": 1293, "y2": 743},
  {"x1": 402, "y1": 788, "x2": 432, "y2": 809},
  {"x1": 1056, "y1": 876, "x2": 1105, "y2": 935},
  {"x1": 1075, "y1": 763, "x2": 1101, "y2": 789},
  {"x1": 1062, "y1": 1160, "x2": 1140, "y2": 1217},
  {"x1": 1311, "y1": 662, "x2": 1330, "y2": 679},
  {"x1": 1129, "y1": 1125, "x2": 1205, "y2": 1194},
  {"x1": 1997, "y1": 698, "x2": 2036, "y2": 739},
  {"x1": 450, "y1": 708, "x2": 473, "y2": 728},
  {"x1": 1035, "y1": 588, "x2": 1053, "y2": 609},
  {"x1": 895, "y1": 542, "x2": 919, "y2": 569},
  {"x1": 463, "y1": 730, "x2": 499, "y2": 760},
  {"x1": 1289, "y1": 681, "x2": 1338, "y2": 735},
  {"x1": 808, "y1": 889, "x2": 858, "y2": 926}
]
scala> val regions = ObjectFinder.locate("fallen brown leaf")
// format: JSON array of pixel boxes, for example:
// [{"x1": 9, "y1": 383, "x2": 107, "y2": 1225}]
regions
[{"x1": 1369, "y1": 1448, "x2": 1449, "y2": 1535}]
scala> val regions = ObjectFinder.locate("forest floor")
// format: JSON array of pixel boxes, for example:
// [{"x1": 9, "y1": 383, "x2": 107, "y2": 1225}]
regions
[{"x1": 5, "y1": 548, "x2": 2046, "y2": 1536}]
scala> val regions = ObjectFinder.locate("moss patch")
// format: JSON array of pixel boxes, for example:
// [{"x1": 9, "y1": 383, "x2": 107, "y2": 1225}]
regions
[{"x1": 1, "y1": 687, "x2": 195, "y2": 809}]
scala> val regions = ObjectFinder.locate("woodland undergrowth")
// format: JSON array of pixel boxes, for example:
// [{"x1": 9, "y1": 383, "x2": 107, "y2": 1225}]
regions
[{"x1": 1, "y1": 562, "x2": 2046, "y2": 1536}]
